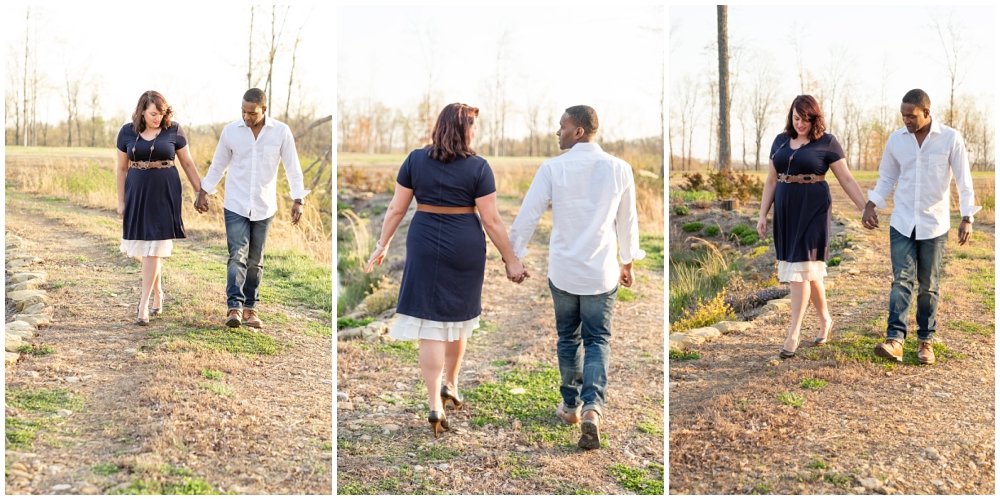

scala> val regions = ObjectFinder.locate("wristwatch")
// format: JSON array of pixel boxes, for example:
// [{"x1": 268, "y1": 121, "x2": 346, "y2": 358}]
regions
[
  {"x1": 294, "y1": 198, "x2": 304, "y2": 206},
  {"x1": 962, "y1": 216, "x2": 973, "y2": 223}
]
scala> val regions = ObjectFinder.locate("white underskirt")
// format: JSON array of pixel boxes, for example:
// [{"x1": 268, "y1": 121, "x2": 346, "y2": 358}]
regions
[
  {"x1": 388, "y1": 314, "x2": 480, "y2": 342},
  {"x1": 777, "y1": 260, "x2": 827, "y2": 282},
  {"x1": 120, "y1": 239, "x2": 173, "y2": 258}
]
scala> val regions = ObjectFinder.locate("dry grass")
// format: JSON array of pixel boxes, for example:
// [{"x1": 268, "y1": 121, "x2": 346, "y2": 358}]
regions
[{"x1": 5, "y1": 146, "x2": 332, "y2": 264}]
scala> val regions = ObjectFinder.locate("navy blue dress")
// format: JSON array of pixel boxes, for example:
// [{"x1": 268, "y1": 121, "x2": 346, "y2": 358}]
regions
[
  {"x1": 769, "y1": 133, "x2": 845, "y2": 263},
  {"x1": 116, "y1": 123, "x2": 187, "y2": 241},
  {"x1": 395, "y1": 148, "x2": 496, "y2": 322}
]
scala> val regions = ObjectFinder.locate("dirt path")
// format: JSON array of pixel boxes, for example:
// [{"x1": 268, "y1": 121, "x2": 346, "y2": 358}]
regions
[
  {"x1": 668, "y1": 181, "x2": 995, "y2": 495},
  {"x1": 336, "y1": 196, "x2": 665, "y2": 494},
  {"x1": 5, "y1": 193, "x2": 332, "y2": 495}
]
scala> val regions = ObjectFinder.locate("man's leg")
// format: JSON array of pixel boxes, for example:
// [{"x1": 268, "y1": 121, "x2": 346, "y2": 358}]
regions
[
  {"x1": 914, "y1": 232, "x2": 948, "y2": 364},
  {"x1": 242, "y1": 215, "x2": 275, "y2": 313},
  {"x1": 549, "y1": 280, "x2": 584, "y2": 420},
  {"x1": 224, "y1": 210, "x2": 251, "y2": 323},
  {"x1": 886, "y1": 227, "x2": 918, "y2": 341},
  {"x1": 577, "y1": 285, "x2": 616, "y2": 450}
]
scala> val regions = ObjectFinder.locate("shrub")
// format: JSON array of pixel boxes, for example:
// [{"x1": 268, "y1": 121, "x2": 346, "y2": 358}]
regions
[
  {"x1": 723, "y1": 273, "x2": 789, "y2": 315},
  {"x1": 673, "y1": 205, "x2": 690, "y2": 216},
  {"x1": 730, "y1": 224, "x2": 759, "y2": 246},
  {"x1": 669, "y1": 350, "x2": 701, "y2": 361},
  {"x1": 671, "y1": 291, "x2": 736, "y2": 332},
  {"x1": 707, "y1": 168, "x2": 765, "y2": 203},
  {"x1": 681, "y1": 222, "x2": 704, "y2": 232},
  {"x1": 827, "y1": 257, "x2": 842, "y2": 267},
  {"x1": 680, "y1": 172, "x2": 708, "y2": 192},
  {"x1": 747, "y1": 245, "x2": 768, "y2": 259},
  {"x1": 704, "y1": 225, "x2": 721, "y2": 237}
]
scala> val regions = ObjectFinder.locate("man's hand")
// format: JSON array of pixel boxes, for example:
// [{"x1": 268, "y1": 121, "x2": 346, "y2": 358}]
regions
[
  {"x1": 619, "y1": 262, "x2": 635, "y2": 288},
  {"x1": 862, "y1": 201, "x2": 879, "y2": 230},
  {"x1": 958, "y1": 219, "x2": 972, "y2": 245},
  {"x1": 505, "y1": 258, "x2": 530, "y2": 284},
  {"x1": 291, "y1": 199, "x2": 304, "y2": 225},
  {"x1": 194, "y1": 189, "x2": 209, "y2": 213}
]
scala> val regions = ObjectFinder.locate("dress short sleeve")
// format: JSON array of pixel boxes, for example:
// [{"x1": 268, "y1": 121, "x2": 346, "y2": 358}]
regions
[
  {"x1": 769, "y1": 133, "x2": 787, "y2": 159},
  {"x1": 174, "y1": 124, "x2": 188, "y2": 151},
  {"x1": 474, "y1": 160, "x2": 497, "y2": 199},
  {"x1": 396, "y1": 152, "x2": 413, "y2": 189},
  {"x1": 824, "y1": 134, "x2": 846, "y2": 164},
  {"x1": 116, "y1": 124, "x2": 134, "y2": 154}
]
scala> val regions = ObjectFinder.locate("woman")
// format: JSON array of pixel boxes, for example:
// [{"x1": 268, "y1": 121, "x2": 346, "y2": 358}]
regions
[
  {"x1": 756, "y1": 95, "x2": 868, "y2": 358},
  {"x1": 116, "y1": 91, "x2": 203, "y2": 325},
  {"x1": 366, "y1": 103, "x2": 528, "y2": 437}
]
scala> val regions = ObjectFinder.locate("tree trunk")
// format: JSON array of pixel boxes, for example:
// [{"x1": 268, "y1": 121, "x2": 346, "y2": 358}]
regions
[
  {"x1": 716, "y1": 5, "x2": 731, "y2": 171},
  {"x1": 22, "y1": 7, "x2": 30, "y2": 146},
  {"x1": 247, "y1": 7, "x2": 254, "y2": 89}
]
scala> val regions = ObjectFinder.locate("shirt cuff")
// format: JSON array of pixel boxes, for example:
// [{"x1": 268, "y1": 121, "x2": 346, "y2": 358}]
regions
[
  {"x1": 620, "y1": 248, "x2": 647, "y2": 264},
  {"x1": 961, "y1": 206, "x2": 982, "y2": 218},
  {"x1": 290, "y1": 188, "x2": 311, "y2": 200},
  {"x1": 867, "y1": 190, "x2": 887, "y2": 210},
  {"x1": 201, "y1": 177, "x2": 219, "y2": 195}
]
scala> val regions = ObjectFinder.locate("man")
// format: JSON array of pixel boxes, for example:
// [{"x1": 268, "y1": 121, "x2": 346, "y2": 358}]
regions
[
  {"x1": 508, "y1": 105, "x2": 645, "y2": 450},
  {"x1": 196, "y1": 88, "x2": 310, "y2": 328},
  {"x1": 863, "y1": 89, "x2": 979, "y2": 364}
]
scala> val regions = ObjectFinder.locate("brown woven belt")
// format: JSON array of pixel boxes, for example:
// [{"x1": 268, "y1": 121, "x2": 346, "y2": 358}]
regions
[
  {"x1": 130, "y1": 160, "x2": 175, "y2": 170},
  {"x1": 416, "y1": 204, "x2": 476, "y2": 214},
  {"x1": 777, "y1": 173, "x2": 826, "y2": 184}
]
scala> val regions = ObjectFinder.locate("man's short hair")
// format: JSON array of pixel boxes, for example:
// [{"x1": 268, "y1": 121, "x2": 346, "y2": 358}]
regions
[
  {"x1": 565, "y1": 105, "x2": 598, "y2": 136},
  {"x1": 902, "y1": 89, "x2": 931, "y2": 110},
  {"x1": 243, "y1": 88, "x2": 267, "y2": 107}
]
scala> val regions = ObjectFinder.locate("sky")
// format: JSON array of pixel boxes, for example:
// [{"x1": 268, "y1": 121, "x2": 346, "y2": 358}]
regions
[
  {"x1": 338, "y1": 4, "x2": 664, "y2": 141},
  {"x1": 669, "y1": 5, "x2": 996, "y2": 163},
  {"x1": 4, "y1": 4, "x2": 332, "y2": 128}
]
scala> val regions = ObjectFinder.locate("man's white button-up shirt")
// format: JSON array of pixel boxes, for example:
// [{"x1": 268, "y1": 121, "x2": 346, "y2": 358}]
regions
[
  {"x1": 202, "y1": 115, "x2": 310, "y2": 221},
  {"x1": 509, "y1": 142, "x2": 646, "y2": 295},
  {"x1": 868, "y1": 119, "x2": 980, "y2": 240}
]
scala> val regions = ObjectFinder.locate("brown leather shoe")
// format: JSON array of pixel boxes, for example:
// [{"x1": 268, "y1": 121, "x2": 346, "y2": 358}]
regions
[
  {"x1": 579, "y1": 410, "x2": 602, "y2": 450},
  {"x1": 874, "y1": 338, "x2": 903, "y2": 362},
  {"x1": 918, "y1": 342, "x2": 936, "y2": 365},
  {"x1": 226, "y1": 309, "x2": 242, "y2": 328},
  {"x1": 243, "y1": 309, "x2": 263, "y2": 329}
]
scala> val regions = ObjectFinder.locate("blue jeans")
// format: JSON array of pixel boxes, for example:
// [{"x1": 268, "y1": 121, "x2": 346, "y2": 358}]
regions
[
  {"x1": 549, "y1": 280, "x2": 617, "y2": 417},
  {"x1": 224, "y1": 209, "x2": 274, "y2": 311},
  {"x1": 887, "y1": 227, "x2": 947, "y2": 343}
]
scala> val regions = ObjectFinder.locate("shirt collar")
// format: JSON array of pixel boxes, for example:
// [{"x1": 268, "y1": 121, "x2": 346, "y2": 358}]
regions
[
  {"x1": 237, "y1": 114, "x2": 273, "y2": 128},
  {"x1": 570, "y1": 142, "x2": 602, "y2": 152},
  {"x1": 902, "y1": 118, "x2": 941, "y2": 136}
]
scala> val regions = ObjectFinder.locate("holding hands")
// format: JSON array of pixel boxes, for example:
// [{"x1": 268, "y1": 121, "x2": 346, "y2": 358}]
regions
[
  {"x1": 862, "y1": 201, "x2": 879, "y2": 230},
  {"x1": 194, "y1": 189, "x2": 210, "y2": 214},
  {"x1": 504, "y1": 257, "x2": 530, "y2": 284}
]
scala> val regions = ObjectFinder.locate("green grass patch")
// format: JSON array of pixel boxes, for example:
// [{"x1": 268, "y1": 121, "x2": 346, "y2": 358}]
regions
[
  {"x1": 198, "y1": 382, "x2": 234, "y2": 397},
  {"x1": 110, "y1": 477, "x2": 217, "y2": 495},
  {"x1": 155, "y1": 326, "x2": 284, "y2": 356},
  {"x1": 259, "y1": 248, "x2": 333, "y2": 312},
  {"x1": 673, "y1": 205, "x2": 690, "y2": 216},
  {"x1": 337, "y1": 316, "x2": 375, "y2": 329},
  {"x1": 807, "y1": 457, "x2": 828, "y2": 470},
  {"x1": 681, "y1": 222, "x2": 704, "y2": 232},
  {"x1": 823, "y1": 472, "x2": 851, "y2": 487},
  {"x1": 617, "y1": 287, "x2": 638, "y2": 302},
  {"x1": 7, "y1": 389, "x2": 84, "y2": 413},
  {"x1": 338, "y1": 478, "x2": 378, "y2": 495},
  {"x1": 668, "y1": 349, "x2": 700, "y2": 361},
  {"x1": 464, "y1": 365, "x2": 576, "y2": 445},
  {"x1": 5, "y1": 418, "x2": 44, "y2": 449},
  {"x1": 373, "y1": 341, "x2": 419, "y2": 365},
  {"x1": 92, "y1": 463, "x2": 120, "y2": 476},
  {"x1": 948, "y1": 320, "x2": 993, "y2": 336},
  {"x1": 827, "y1": 257, "x2": 842, "y2": 267},
  {"x1": 752, "y1": 482, "x2": 772, "y2": 494},
  {"x1": 776, "y1": 391, "x2": 805, "y2": 408},
  {"x1": 967, "y1": 267, "x2": 995, "y2": 313},
  {"x1": 635, "y1": 233, "x2": 664, "y2": 271},
  {"x1": 160, "y1": 464, "x2": 194, "y2": 476},
  {"x1": 609, "y1": 463, "x2": 664, "y2": 495},
  {"x1": 800, "y1": 378, "x2": 828, "y2": 391},
  {"x1": 17, "y1": 344, "x2": 56, "y2": 356},
  {"x1": 672, "y1": 190, "x2": 715, "y2": 203},
  {"x1": 475, "y1": 320, "x2": 498, "y2": 334},
  {"x1": 637, "y1": 421, "x2": 664, "y2": 438},
  {"x1": 200, "y1": 369, "x2": 224, "y2": 380}
]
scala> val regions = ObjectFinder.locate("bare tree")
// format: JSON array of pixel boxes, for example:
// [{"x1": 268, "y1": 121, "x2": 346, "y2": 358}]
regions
[
  {"x1": 930, "y1": 8, "x2": 976, "y2": 128},
  {"x1": 62, "y1": 63, "x2": 84, "y2": 147},
  {"x1": 263, "y1": 6, "x2": 290, "y2": 108},
  {"x1": 676, "y1": 74, "x2": 701, "y2": 171},
  {"x1": 284, "y1": 14, "x2": 309, "y2": 121},
  {"x1": 716, "y1": 5, "x2": 731, "y2": 171},
  {"x1": 247, "y1": 6, "x2": 254, "y2": 89},
  {"x1": 22, "y1": 7, "x2": 31, "y2": 146},
  {"x1": 819, "y1": 44, "x2": 850, "y2": 137},
  {"x1": 787, "y1": 21, "x2": 806, "y2": 95},
  {"x1": 412, "y1": 24, "x2": 440, "y2": 146},
  {"x1": 748, "y1": 51, "x2": 780, "y2": 170},
  {"x1": 486, "y1": 29, "x2": 513, "y2": 156},
  {"x1": 87, "y1": 76, "x2": 104, "y2": 147}
]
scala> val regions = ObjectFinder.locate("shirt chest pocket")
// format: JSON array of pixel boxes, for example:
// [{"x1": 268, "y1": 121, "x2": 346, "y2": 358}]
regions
[
  {"x1": 258, "y1": 146, "x2": 281, "y2": 166},
  {"x1": 924, "y1": 153, "x2": 951, "y2": 186}
]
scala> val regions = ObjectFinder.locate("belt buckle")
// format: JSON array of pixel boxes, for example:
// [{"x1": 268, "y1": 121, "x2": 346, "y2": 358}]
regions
[{"x1": 802, "y1": 175, "x2": 812, "y2": 182}]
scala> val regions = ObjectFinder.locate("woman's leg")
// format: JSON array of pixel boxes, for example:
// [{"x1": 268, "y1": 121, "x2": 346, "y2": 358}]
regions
[
  {"x1": 139, "y1": 256, "x2": 158, "y2": 320},
  {"x1": 808, "y1": 279, "x2": 833, "y2": 339},
  {"x1": 443, "y1": 338, "x2": 467, "y2": 391},
  {"x1": 419, "y1": 339, "x2": 447, "y2": 412},
  {"x1": 152, "y1": 257, "x2": 163, "y2": 309},
  {"x1": 784, "y1": 281, "x2": 810, "y2": 352}
]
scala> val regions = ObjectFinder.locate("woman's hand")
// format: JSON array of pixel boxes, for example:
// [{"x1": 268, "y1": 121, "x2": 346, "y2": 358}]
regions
[
  {"x1": 505, "y1": 258, "x2": 529, "y2": 284},
  {"x1": 117, "y1": 201, "x2": 125, "y2": 219},
  {"x1": 756, "y1": 216, "x2": 768, "y2": 239},
  {"x1": 365, "y1": 242, "x2": 388, "y2": 273}
]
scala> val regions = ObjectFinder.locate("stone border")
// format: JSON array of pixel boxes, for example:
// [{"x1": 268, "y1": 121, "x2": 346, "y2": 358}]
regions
[
  {"x1": 5, "y1": 232, "x2": 55, "y2": 368},
  {"x1": 669, "y1": 213, "x2": 873, "y2": 352}
]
